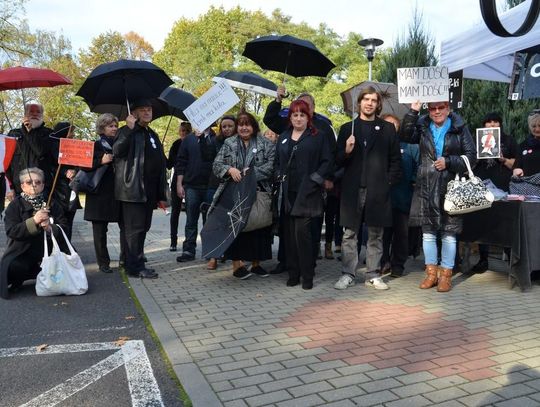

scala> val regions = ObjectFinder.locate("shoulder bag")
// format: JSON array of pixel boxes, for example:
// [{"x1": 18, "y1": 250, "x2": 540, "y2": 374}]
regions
[{"x1": 69, "y1": 165, "x2": 108, "y2": 194}]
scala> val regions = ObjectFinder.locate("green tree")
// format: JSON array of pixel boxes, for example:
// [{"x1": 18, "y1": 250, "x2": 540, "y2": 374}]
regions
[{"x1": 78, "y1": 31, "x2": 128, "y2": 76}]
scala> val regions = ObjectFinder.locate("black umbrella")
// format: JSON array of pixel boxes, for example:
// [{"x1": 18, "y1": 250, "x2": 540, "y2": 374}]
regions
[
  {"x1": 242, "y1": 34, "x2": 336, "y2": 78},
  {"x1": 201, "y1": 170, "x2": 257, "y2": 259},
  {"x1": 212, "y1": 70, "x2": 278, "y2": 97},
  {"x1": 91, "y1": 98, "x2": 172, "y2": 121},
  {"x1": 159, "y1": 87, "x2": 197, "y2": 121},
  {"x1": 76, "y1": 59, "x2": 173, "y2": 111}
]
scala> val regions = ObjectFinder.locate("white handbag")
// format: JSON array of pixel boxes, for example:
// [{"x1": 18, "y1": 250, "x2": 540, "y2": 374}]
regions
[
  {"x1": 444, "y1": 155, "x2": 495, "y2": 215},
  {"x1": 36, "y1": 226, "x2": 88, "y2": 296}
]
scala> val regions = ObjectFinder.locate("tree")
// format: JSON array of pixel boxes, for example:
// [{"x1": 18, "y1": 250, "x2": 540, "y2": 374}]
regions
[
  {"x1": 78, "y1": 31, "x2": 128, "y2": 76},
  {"x1": 124, "y1": 31, "x2": 154, "y2": 61},
  {"x1": 0, "y1": 0, "x2": 29, "y2": 61}
]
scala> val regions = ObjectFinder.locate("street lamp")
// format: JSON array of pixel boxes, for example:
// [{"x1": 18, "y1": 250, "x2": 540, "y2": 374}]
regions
[{"x1": 358, "y1": 38, "x2": 384, "y2": 81}]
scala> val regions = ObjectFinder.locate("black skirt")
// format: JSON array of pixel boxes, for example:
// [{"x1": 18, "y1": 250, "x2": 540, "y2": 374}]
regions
[{"x1": 225, "y1": 226, "x2": 273, "y2": 261}]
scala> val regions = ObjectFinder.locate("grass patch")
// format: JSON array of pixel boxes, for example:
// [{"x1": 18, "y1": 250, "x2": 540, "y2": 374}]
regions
[{"x1": 120, "y1": 270, "x2": 193, "y2": 407}]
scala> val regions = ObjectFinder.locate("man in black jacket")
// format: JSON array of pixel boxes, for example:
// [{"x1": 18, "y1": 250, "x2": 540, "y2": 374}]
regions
[
  {"x1": 6, "y1": 101, "x2": 53, "y2": 199},
  {"x1": 113, "y1": 99, "x2": 167, "y2": 279}
]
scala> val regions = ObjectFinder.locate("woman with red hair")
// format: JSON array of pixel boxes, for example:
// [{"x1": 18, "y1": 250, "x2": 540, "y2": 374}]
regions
[{"x1": 275, "y1": 99, "x2": 332, "y2": 289}]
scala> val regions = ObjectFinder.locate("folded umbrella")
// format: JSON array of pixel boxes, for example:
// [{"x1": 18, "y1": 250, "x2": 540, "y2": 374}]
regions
[
  {"x1": 0, "y1": 66, "x2": 72, "y2": 91},
  {"x1": 242, "y1": 34, "x2": 336, "y2": 78},
  {"x1": 212, "y1": 70, "x2": 278, "y2": 97},
  {"x1": 76, "y1": 59, "x2": 173, "y2": 111}
]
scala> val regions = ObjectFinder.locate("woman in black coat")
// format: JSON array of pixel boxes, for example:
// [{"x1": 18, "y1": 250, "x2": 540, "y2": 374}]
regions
[
  {"x1": 83, "y1": 113, "x2": 120, "y2": 274},
  {"x1": 513, "y1": 110, "x2": 540, "y2": 178},
  {"x1": 400, "y1": 101, "x2": 476, "y2": 292},
  {"x1": 276, "y1": 99, "x2": 331, "y2": 289},
  {"x1": 1, "y1": 167, "x2": 68, "y2": 299}
]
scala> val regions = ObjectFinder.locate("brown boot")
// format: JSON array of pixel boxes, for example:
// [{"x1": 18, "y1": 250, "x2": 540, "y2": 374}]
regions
[
  {"x1": 325, "y1": 242, "x2": 334, "y2": 259},
  {"x1": 437, "y1": 267, "x2": 453, "y2": 292},
  {"x1": 419, "y1": 264, "x2": 438, "y2": 289}
]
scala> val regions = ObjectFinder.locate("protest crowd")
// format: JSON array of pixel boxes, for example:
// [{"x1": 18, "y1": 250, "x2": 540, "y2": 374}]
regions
[{"x1": 1, "y1": 35, "x2": 539, "y2": 301}]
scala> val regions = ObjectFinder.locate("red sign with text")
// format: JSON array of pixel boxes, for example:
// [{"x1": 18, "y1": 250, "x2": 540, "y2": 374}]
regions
[{"x1": 58, "y1": 138, "x2": 94, "y2": 168}]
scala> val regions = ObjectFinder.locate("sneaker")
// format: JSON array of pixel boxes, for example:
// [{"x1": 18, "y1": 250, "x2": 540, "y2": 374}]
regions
[
  {"x1": 365, "y1": 277, "x2": 389, "y2": 290},
  {"x1": 233, "y1": 266, "x2": 252, "y2": 280},
  {"x1": 99, "y1": 265, "x2": 113, "y2": 274},
  {"x1": 251, "y1": 266, "x2": 269, "y2": 277},
  {"x1": 176, "y1": 253, "x2": 195, "y2": 262},
  {"x1": 334, "y1": 274, "x2": 355, "y2": 290}
]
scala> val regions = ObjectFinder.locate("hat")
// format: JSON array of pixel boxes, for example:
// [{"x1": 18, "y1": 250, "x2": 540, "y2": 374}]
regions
[
  {"x1": 52, "y1": 121, "x2": 72, "y2": 138},
  {"x1": 481, "y1": 112, "x2": 503, "y2": 127},
  {"x1": 129, "y1": 98, "x2": 152, "y2": 110}
]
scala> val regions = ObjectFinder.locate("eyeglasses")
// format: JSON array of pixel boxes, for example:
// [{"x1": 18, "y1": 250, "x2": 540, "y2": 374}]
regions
[
  {"x1": 22, "y1": 179, "x2": 43, "y2": 185},
  {"x1": 428, "y1": 105, "x2": 448, "y2": 112}
]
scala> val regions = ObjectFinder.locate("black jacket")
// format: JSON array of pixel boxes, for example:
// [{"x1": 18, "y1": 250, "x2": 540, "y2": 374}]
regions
[
  {"x1": 336, "y1": 117, "x2": 402, "y2": 230},
  {"x1": 0, "y1": 196, "x2": 67, "y2": 299},
  {"x1": 400, "y1": 110, "x2": 477, "y2": 234},
  {"x1": 6, "y1": 124, "x2": 53, "y2": 194},
  {"x1": 276, "y1": 128, "x2": 331, "y2": 218},
  {"x1": 175, "y1": 132, "x2": 217, "y2": 189},
  {"x1": 84, "y1": 137, "x2": 120, "y2": 222},
  {"x1": 113, "y1": 123, "x2": 167, "y2": 203}
]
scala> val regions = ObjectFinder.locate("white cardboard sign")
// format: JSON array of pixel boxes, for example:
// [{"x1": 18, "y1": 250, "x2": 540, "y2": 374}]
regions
[
  {"x1": 183, "y1": 80, "x2": 240, "y2": 131},
  {"x1": 397, "y1": 66, "x2": 449, "y2": 104}
]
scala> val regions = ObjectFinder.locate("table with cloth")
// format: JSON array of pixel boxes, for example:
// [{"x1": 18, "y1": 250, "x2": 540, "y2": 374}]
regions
[{"x1": 460, "y1": 200, "x2": 540, "y2": 291}]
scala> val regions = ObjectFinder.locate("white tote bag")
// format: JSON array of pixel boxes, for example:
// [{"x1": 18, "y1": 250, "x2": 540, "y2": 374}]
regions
[{"x1": 36, "y1": 226, "x2": 88, "y2": 296}]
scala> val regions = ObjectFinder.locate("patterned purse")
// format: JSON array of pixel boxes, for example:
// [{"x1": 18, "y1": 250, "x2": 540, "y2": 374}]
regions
[{"x1": 444, "y1": 155, "x2": 495, "y2": 215}]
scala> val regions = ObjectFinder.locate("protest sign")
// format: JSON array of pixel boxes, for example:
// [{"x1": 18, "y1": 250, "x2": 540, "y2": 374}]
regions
[
  {"x1": 183, "y1": 80, "x2": 240, "y2": 132},
  {"x1": 476, "y1": 127, "x2": 501, "y2": 159},
  {"x1": 449, "y1": 70, "x2": 463, "y2": 109},
  {"x1": 58, "y1": 138, "x2": 94, "y2": 168},
  {"x1": 397, "y1": 66, "x2": 449, "y2": 104}
]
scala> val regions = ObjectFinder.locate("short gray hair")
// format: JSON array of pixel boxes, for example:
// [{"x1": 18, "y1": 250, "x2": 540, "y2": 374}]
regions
[
  {"x1": 296, "y1": 92, "x2": 315, "y2": 108},
  {"x1": 96, "y1": 113, "x2": 119, "y2": 135},
  {"x1": 19, "y1": 167, "x2": 44, "y2": 184},
  {"x1": 24, "y1": 101, "x2": 44, "y2": 116}
]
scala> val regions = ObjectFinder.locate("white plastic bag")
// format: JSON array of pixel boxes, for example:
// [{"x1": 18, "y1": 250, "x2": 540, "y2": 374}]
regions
[{"x1": 36, "y1": 226, "x2": 88, "y2": 296}]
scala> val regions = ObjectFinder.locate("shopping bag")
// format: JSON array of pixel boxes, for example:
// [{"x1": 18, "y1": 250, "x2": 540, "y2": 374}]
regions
[{"x1": 36, "y1": 226, "x2": 88, "y2": 296}]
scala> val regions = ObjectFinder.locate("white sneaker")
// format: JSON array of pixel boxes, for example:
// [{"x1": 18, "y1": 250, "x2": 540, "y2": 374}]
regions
[
  {"x1": 334, "y1": 274, "x2": 355, "y2": 290},
  {"x1": 365, "y1": 277, "x2": 389, "y2": 290}
]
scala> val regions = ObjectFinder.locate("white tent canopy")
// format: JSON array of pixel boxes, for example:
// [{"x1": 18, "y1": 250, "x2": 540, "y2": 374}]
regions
[{"x1": 440, "y1": 0, "x2": 540, "y2": 83}]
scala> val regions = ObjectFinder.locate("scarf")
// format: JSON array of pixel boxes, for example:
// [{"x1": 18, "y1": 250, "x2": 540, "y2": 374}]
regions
[
  {"x1": 21, "y1": 192, "x2": 45, "y2": 211},
  {"x1": 99, "y1": 135, "x2": 115, "y2": 151},
  {"x1": 429, "y1": 118, "x2": 451, "y2": 158}
]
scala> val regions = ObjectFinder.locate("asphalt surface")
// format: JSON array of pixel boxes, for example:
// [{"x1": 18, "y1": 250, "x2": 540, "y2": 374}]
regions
[{"x1": 0, "y1": 217, "x2": 184, "y2": 407}]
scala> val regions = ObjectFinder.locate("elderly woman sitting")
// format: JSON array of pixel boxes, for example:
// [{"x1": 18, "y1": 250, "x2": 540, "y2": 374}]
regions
[{"x1": 0, "y1": 168, "x2": 68, "y2": 299}]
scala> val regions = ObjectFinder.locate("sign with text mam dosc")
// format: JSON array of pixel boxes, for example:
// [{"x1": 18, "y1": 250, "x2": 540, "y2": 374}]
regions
[
  {"x1": 183, "y1": 80, "x2": 240, "y2": 132},
  {"x1": 397, "y1": 66, "x2": 449, "y2": 104},
  {"x1": 58, "y1": 138, "x2": 94, "y2": 168}
]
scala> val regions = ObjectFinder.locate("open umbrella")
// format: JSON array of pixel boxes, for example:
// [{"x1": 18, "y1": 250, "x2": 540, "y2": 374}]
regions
[
  {"x1": 0, "y1": 66, "x2": 72, "y2": 91},
  {"x1": 201, "y1": 170, "x2": 257, "y2": 259},
  {"x1": 76, "y1": 59, "x2": 173, "y2": 111},
  {"x1": 242, "y1": 34, "x2": 336, "y2": 78},
  {"x1": 212, "y1": 70, "x2": 278, "y2": 97},
  {"x1": 159, "y1": 87, "x2": 197, "y2": 121},
  {"x1": 91, "y1": 98, "x2": 172, "y2": 121},
  {"x1": 341, "y1": 81, "x2": 409, "y2": 120}
]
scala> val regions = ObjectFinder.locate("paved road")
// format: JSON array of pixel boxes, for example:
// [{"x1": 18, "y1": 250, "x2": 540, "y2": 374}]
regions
[{"x1": 0, "y1": 215, "x2": 183, "y2": 407}]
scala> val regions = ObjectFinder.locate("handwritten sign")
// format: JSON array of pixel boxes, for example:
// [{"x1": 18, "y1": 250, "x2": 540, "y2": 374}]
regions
[
  {"x1": 183, "y1": 80, "x2": 240, "y2": 132},
  {"x1": 476, "y1": 127, "x2": 501, "y2": 159},
  {"x1": 397, "y1": 66, "x2": 449, "y2": 103},
  {"x1": 58, "y1": 138, "x2": 94, "y2": 168}
]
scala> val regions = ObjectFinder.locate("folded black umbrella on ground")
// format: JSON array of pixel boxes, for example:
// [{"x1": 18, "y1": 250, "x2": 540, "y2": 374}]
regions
[
  {"x1": 201, "y1": 171, "x2": 257, "y2": 259},
  {"x1": 242, "y1": 34, "x2": 336, "y2": 78}
]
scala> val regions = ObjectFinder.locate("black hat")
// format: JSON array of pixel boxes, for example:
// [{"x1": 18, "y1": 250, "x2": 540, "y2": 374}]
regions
[
  {"x1": 52, "y1": 122, "x2": 72, "y2": 138},
  {"x1": 129, "y1": 98, "x2": 152, "y2": 111},
  {"x1": 481, "y1": 112, "x2": 503, "y2": 127}
]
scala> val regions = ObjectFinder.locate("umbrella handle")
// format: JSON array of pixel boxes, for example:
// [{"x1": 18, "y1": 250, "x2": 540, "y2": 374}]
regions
[{"x1": 161, "y1": 114, "x2": 174, "y2": 145}]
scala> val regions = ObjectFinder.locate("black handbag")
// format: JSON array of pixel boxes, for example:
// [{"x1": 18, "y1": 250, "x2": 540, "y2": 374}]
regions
[{"x1": 69, "y1": 165, "x2": 108, "y2": 194}]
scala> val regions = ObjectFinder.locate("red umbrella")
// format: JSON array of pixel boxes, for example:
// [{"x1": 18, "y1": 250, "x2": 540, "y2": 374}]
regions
[{"x1": 0, "y1": 66, "x2": 72, "y2": 91}]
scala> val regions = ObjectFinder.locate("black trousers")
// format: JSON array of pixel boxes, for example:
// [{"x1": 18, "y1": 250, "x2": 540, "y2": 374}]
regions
[
  {"x1": 382, "y1": 209, "x2": 410, "y2": 273},
  {"x1": 8, "y1": 256, "x2": 41, "y2": 285},
  {"x1": 169, "y1": 184, "x2": 182, "y2": 243},
  {"x1": 92, "y1": 221, "x2": 112, "y2": 268},
  {"x1": 324, "y1": 194, "x2": 340, "y2": 244},
  {"x1": 119, "y1": 201, "x2": 154, "y2": 273},
  {"x1": 284, "y1": 215, "x2": 314, "y2": 283}
]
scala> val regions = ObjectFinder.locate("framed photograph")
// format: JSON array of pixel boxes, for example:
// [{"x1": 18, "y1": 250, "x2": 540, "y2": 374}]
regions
[{"x1": 476, "y1": 127, "x2": 501, "y2": 159}]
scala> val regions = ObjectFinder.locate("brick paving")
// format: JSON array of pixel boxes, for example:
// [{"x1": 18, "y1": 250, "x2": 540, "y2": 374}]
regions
[{"x1": 74, "y1": 212, "x2": 540, "y2": 405}]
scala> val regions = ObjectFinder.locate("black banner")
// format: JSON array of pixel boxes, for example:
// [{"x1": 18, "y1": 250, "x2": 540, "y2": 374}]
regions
[
  {"x1": 508, "y1": 51, "x2": 540, "y2": 100},
  {"x1": 449, "y1": 70, "x2": 464, "y2": 109}
]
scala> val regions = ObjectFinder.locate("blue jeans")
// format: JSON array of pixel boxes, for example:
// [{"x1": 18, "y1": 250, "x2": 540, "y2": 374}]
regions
[
  {"x1": 423, "y1": 232, "x2": 457, "y2": 269},
  {"x1": 182, "y1": 187, "x2": 213, "y2": 255}
]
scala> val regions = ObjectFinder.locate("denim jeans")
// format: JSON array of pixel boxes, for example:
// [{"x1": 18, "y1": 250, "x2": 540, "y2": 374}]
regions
[
  {"x1": 423, "y1": 232, "x2": 457, "y2": 269},
  {"x1": 182, "y1": 187, "x2": 211, "y2": 255}
]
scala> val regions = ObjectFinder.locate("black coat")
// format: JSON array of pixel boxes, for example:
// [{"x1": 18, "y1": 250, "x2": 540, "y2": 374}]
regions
[
  {"x1": 0, "y1": 196, "x2": 68, "y2": 299},
  {"x1": 6, "y1": 124, "x2": 53, "y2": 194},
  {"x1": 336, "y1": 117, "x2": 402, "y2": 231},
  {"x1": 276, "y1": 128, "x2": 331, "y2": 218},
  {"x1": 83, "y1": 138, "x2": 120, "y2": 222},
  {"x1": 400, "y1": 110, "x2": 477, "y2": 234},
  {"x1": 113, "y1": 123, "x2": 167, "y2": 203}
]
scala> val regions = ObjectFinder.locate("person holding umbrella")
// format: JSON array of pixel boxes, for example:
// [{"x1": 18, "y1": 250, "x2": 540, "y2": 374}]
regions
[
  {"x1": 113, "y1": 99, "x2": 167, "y2": 279},
  {"x1": 6, "y1": 101, "x2": 54, "y2": 200}
]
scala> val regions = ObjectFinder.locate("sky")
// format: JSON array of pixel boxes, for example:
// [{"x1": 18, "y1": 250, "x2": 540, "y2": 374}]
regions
[{"x1": 24, "y1": 0, "x2": 507, "y2": 55}]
